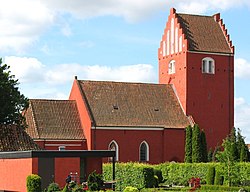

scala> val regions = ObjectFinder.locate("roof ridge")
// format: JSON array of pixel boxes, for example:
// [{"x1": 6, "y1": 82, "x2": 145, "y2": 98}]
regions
[
  {"x1": 177, "y1": 13, "x2": 213, "y2": 18},
  {"x1": 79, "y1": 80, "x2": 163, "y2": 86},
  {"x1": 30, "y1": 99, "x2": 74, "y2": 102}
]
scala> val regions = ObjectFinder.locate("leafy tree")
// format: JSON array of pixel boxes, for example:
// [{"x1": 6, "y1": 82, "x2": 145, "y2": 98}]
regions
[
  {"x1": 0, "y1": 59, "x2": 28, "y2": 127},
  {"x1": 192, "y1": 124, "x2": 202, "y2": 163},
  {"x1": 200, "y1": 129, "x2": 208, "y2": 162},
  {"x1": 184, "y1": 125, "x2": 192, "y2": 163}
]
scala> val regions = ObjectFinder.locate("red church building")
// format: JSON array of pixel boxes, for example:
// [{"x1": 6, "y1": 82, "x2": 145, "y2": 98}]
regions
[{"x1": 24, "y1": 8, "x2": 234, "y2": 163}]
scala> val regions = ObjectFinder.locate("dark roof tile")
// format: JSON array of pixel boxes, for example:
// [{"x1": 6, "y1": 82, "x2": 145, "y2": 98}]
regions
[
  {"x1": 177, "y1": 13, "x2": 232, "y2": 53},
  {"x1": 25, "y1": 99, "x2": 85, "y2": 140},
  {"x1": 0, "y1": 124, "x2": 41, "y2": 151},
  {"x1": 79, "y1": 80, "x2": 190, "y2": 128}
]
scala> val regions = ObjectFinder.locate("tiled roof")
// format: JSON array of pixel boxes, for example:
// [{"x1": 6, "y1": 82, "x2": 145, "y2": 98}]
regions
[
  {"x1": 25, "y1": 99, "x2": 85, "y2": 140},
  {"x1": 79, "y1": 80, "x2": 190, "y2": 128},
  {"x1": 177, "y1": 13, "x2": 232, "y2": 54},
  {"x1": 0, "y1": 124, "x2": 41, "y2": 151}
]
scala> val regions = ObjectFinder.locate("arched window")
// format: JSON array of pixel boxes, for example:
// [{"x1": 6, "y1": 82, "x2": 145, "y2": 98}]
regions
[
  {"x1": 108, "y1": 140, "x2": 119, "y2": 161},
  {"x1": 202, "y1": 57, "x2": 215, "y2": 74},
  {"x1": 139, "y1": 141, "x2": 149, "y2": 162},
  {"x1": 168, "y1": 60, "x2": 175, "y2": 74}
]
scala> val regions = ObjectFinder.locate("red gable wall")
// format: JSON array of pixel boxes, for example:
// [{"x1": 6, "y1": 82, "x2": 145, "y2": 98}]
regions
[{"x1": 69, "y1": 80, "x2": 93, "y2": 150}]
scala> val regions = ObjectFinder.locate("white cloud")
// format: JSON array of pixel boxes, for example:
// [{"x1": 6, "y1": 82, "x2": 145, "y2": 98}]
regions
[
  {"x1": 45, "y1": 63, "x2": 157, "y2": 84},
  {"x1": 4, "y1": 56, "x2": 157, "y2": 97},
  {"x1": 0, "y1": 0, "x2": 54, "y2": 53},
  {"x1": 235, "y1": 97, "x2": 250, "y2": 143},
  {"x1": 4, "y1": 56, "x2": 45, "y2": 83},
  {"x1": 235, "y1": 58, "x2": 250, "y2": 79},
  {"x1": 0, "y1": 0, "x2": 249, "y2": 52},
  {"x1": 43, "y1": 0, "x2": 250, "y2": 22}
]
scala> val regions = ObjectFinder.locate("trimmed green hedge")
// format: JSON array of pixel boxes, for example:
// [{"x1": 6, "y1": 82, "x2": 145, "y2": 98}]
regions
[
  {"x1": 104, "y1": 162, "x2": 250, "y2": 190},
  {"x1": 103, "y1": 162, "x2": 156, "y2": 191},
  {"x1": 201, "y1": 185, "x2": 250, "y2": 191}
]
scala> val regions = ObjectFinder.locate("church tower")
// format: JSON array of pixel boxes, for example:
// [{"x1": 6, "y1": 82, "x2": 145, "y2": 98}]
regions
[{"x1": 158, "y1": 8, "x2": 234, "y2": 149}]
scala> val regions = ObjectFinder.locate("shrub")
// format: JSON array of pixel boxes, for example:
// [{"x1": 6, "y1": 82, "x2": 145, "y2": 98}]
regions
[
  {"x1": 103, "y1": 162, "x2": 155, "y2": 191},
  {"x1": 154, "y1": 169, "x2": 163, "y2": 183},
  {"x1": 123, "y1": 186, "x2": 139, "y2": 192},
  {"x1": 206, "y1": 166, "x2": 215, "y2": 185},
  {"x1": 72, "y1": 184, "x2": 84, "y2": 192},
  {"x1": 87, "y1": 171, "x2": 104, "y2": 191},
  {"x1": 214, "y1": 170, "x2": 224, "y2": 185},
  {"x1": 61, "y1": 185, "x2": 70, "y2": 192},
  {"x1": 47, "y1": 182, "x2": 60, "y2": 192},
  {"x1": 26, "y1": 174, "x2": 42, "y2": 192}
]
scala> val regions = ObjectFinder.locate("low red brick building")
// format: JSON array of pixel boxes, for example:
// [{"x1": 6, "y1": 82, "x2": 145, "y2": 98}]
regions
[{"x1": 0, "y1": 125, "x2": 115, "y2": 191}]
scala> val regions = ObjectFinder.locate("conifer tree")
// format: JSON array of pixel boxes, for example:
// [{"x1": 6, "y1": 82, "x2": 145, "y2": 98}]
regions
[
  {"x1": 184, "y1": 125, "x2": 192, "y2": 163},
  {"x1": 237, "y1": 128, "x2": 249, "y2": 162},
  {"x1": 192, "y1": 124, "x2": 202, "y2": 162},
  {"x1": 200, "y1": 129, "x2": 208, "y2": 162},
  {"x1": 229, "y1": 127, "x2": 238, "y2": 161}
]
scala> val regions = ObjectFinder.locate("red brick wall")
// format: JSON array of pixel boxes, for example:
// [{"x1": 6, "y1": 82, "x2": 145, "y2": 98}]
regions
[
  {"x1": 86, "y1": 157, "x2": 102, "y2": 175},
  {"x1": 69, "y1": 80, "x2": 92, "y2": 149},
  {"x1": 93, "y1": 128, "x2": 184, "y2": 163},
  {"x1": 163, "y1": 128, "x2": 185, "y2": 162},
  {"x1": 35, "y1": 140, "x2": 87, "y2": 150},
  {"x1": 0, "y1": 158, "x2": 34, "y2": 192},
  {"x1": 186, "y1": 52, "x2": 233, "y2": 147},
  {"x1": 54, "y1": 157, "x2": 80, "y2": 187}
]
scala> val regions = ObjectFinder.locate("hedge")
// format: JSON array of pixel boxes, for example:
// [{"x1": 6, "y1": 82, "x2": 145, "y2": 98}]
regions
[
  {"x1": 156, "y1": 162, "x2": 250, "y2": 187},
  {"x1": 103, "y1": 162, "x2": 156, "y2": 191},
  {"x1": 104, "y1": 162, "x2": 250, "y2": 190}
]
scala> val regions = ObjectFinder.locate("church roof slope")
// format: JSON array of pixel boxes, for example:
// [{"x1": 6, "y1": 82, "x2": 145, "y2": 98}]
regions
[
  {"x1": 78, "y1": 80, "x2": 190, "y2": 128},
  {"x1": 0, "y1": 124, "x2": 41, "y2": 151},
  {"x1": 177, "y1": 13, "x2": 233, "y2": 54},
  {"x1": 25, "y1": 99, "x2": 85, "y2": 140}
]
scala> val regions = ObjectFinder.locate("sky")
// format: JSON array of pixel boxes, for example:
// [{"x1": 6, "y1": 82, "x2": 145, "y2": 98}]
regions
[{"x1": 1, "y1": 0, "x2": 250, "y2": 142}]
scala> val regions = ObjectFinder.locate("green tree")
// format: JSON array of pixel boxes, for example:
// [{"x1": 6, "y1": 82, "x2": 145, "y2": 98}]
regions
[
  {"x1": 200, "y1": 129, "x2": 208, "y2": 162},
  {"x1": 0, "y1": 59, "x2": 28, "y2": 127},
  {"x1": 184, "y1": 125, "x2": 192, "y2": 163},
  {"x1": 192, "y1": 124, "x2": 202, "y2": 163},
  {"x1": 236, "y1": 128, "x2": 248, "y2": 162}
]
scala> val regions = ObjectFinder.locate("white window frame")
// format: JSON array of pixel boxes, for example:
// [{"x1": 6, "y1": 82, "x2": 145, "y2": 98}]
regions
[
  {"x1": 108, "y1": 140, "x2": 119, "y2": 161},
  {"x1": 168, "y1": 60, "x2": 175, "y2": 74},
  {"x1": 202, "y1": 57, "x2": 215, "y2": 74},
  {"x1": 139, "y1": 141, "x2": 149, "y2": 162}
]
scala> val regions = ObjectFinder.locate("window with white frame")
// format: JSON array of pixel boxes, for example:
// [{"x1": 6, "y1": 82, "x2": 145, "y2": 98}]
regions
[
  {"x1": 139, "y1": 141, "x2": 149, "y2": 162},
  {"x1": 202, "y1": 57, "x2": 215, "y2": 74},
  {"x1": 108, "y1": 140, "x2": 119, "y2": 161},
  {"x1": 168, "y1": 60, "x2": 175, "y2": 74}
]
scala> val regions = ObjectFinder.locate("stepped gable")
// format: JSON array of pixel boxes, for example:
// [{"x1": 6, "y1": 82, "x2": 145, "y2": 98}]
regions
[
  {"x1": 0, "y1": 124, "x2": 41, "y2": 151},
  {"x1": 25, "y1": 99, "x2": 85, "y2": 140},
  {"x1": 175, "y1": 10, "x2": 234, "y2": 54},
  {"x1": 164, "y1": 8, "x2": 234, "y2": 54},
  {"x1": 78, "y1": 80, "x2": 190, "y2": 128}
]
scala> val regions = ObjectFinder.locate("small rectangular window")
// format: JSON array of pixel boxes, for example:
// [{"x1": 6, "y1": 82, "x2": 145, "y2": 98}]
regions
[
  {"x1": 202, "y1": 60, "x2": 207, "y2": 73},
  {"x1": 168, "y1": 61, "x2": 175, "y2": 74}
]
